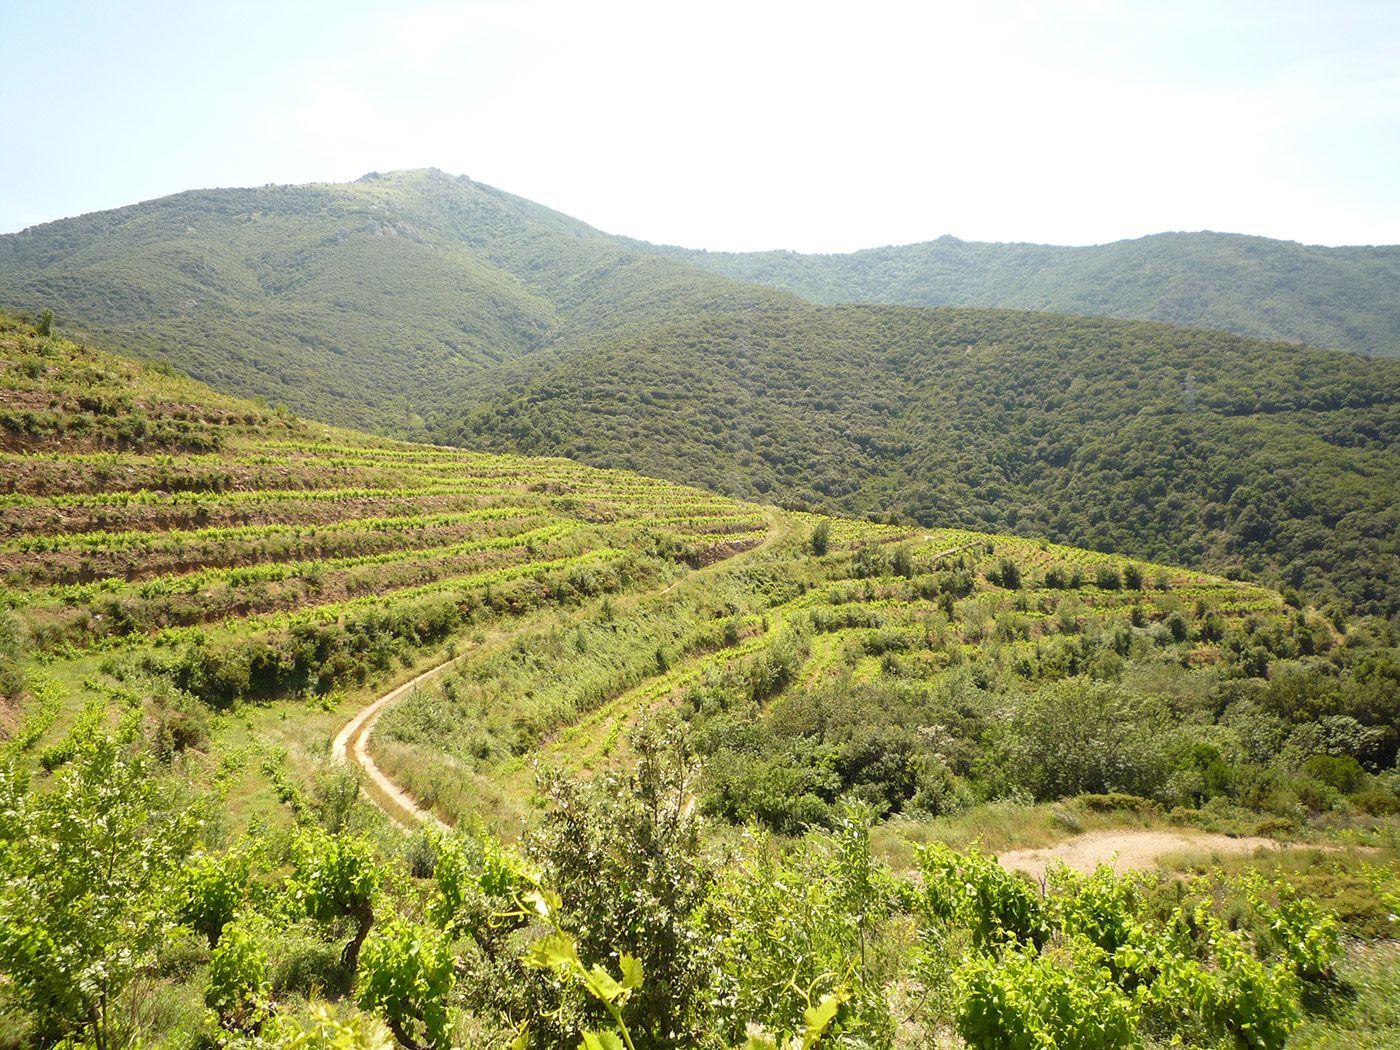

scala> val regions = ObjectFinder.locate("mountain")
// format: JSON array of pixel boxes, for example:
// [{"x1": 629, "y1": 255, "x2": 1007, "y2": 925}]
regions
[
  {"x1": 0, "y1": 169, "x2": 794, "y2": 432},
  {"x1": 441, "y1": 304, "x2": 1400, "y2": 620},
  {"x1": 653, "y1": 231, "x2": 1400, "y2": 358},
  {"x1": 5, "y1": 172, "x2": 1400, "y2": 440},
  {"x1": 3, "y1": 171, "x2": 1397, "y2": 618}
]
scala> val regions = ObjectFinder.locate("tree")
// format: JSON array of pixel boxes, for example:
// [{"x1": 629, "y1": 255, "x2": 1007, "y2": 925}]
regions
[
  {"x1": 287, "y1": 828, "x2": 382, "y2": 973},
  {"x1": 1004, "y1": 679, "x2": 1169, "y2": 801},
  {"x1": 891, "y1": 545, "x2": 914, "y2": 579},
  {"x1": 36, "y1": 308, "x2": 53, "y2": 337},
  {"x1": 810, "y1": 520, "x2": 831, "y2": 556},
  {"x1": 0, "y1": 722, "x2": 198, "y2": 1048},
  {"x1": 357, "y1": 920, "x2": 455, "y2": 1050},
  {"x1": 527, "y1": 723, "x2": 712, "y2": 1045}
]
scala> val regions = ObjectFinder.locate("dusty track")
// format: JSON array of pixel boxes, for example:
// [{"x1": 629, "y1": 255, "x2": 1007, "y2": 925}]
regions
[
  {"x1": 331, "y1": 658, "x2": 458, "y2": 829},
  {"x1": 997, "y1": 829, "x2": 1280, "y2": 880},
  {"x1": 333, "y1": 508, "x2": 789, "y2": 828}
]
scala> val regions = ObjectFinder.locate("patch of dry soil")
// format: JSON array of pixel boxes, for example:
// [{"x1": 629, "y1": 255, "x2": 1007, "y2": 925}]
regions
[{"x1": 998, "y1": 829, "x2": 1280, "y2": 881}]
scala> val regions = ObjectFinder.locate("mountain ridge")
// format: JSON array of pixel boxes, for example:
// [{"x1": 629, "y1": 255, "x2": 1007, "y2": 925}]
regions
[{"x1": 647, "y1": 228, "x2": 1400, "y2": 357}]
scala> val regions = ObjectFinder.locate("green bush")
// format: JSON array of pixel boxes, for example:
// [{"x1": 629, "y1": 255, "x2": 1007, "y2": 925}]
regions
[
  {"x1": 956, "y1": 941, "x2": 1140, "y2": 1050},
  {"x1": 205, "y1": 913, "x2": 271, "y2": 1033},
  {"x1": 357, "y1": 919, "x2": 455, "y2": 1049}
]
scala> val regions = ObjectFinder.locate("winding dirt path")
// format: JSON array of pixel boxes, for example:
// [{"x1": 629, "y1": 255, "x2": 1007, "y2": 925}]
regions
[
  {"x1": 331, "y1": 658, "x2": 458, "y2": 829},
  {"x1": 333, "y1": 508, "x2": 790, "y2": 828}
]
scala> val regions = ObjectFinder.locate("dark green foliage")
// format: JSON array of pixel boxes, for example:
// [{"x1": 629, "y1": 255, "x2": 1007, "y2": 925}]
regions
[
  {"x1": 526, "y1": 726, "x2": 713, "y2": 1046},
  {"x1": 809, "y1": 519, "x2": 830, "y2": 556},
  {"x1": 988, "y1": 557, "x2": 1022, "y2": 589},
  {"x1": 1095, "y1": 563, "x2": 1123, "y2": 591},
  {"x1": 446, "y1": 306, "x2": 1400, "y2": 620},
  {"x1": 663, "y1": 230, "x2": 1400, "y2": 358}
]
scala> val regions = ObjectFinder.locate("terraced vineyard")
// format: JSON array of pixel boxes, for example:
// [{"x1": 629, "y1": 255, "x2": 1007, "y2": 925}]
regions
[{"x1": 2, "y1": 313, "x2": 1397, "y2": 1049}]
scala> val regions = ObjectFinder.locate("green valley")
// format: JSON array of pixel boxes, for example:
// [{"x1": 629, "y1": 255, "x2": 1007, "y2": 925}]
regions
[
  {"x1": 4, "y1": 172, "x2": 1397, "y2": 630},
  {"x1": 1, "y1": 315, "x2": 1396, "y2": 1049}
]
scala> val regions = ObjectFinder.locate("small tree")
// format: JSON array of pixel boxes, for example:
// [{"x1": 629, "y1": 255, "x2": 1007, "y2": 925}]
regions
[
  {"x1": 287, "y1": 828, "x2": 382, "y2": 973},
  {"x1": 990, "y1": 558, "x2": 1022, "y2": 590},
  {"x1": 0, "y1": 722, "x2": 198, "y2": 1048},
  {"x1": 891, "y1": 545, "x2": 914, "y2": 579},
  {"x1": 36, "y1": 308, "x2": 54, "y2": 337},
  {"x1": 1094, "y1": 564, "x2": 1122, "y2": 591},
  {"x1": 1122, "y1": 564, "x2": 1144, "y2": 590},
  {"x1": 810, "y1": 520, "x2": 831, "y2": 556}
]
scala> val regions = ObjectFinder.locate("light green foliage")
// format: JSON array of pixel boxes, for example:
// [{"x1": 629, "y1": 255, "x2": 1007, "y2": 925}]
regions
[
  {"x1": 1115, "y1": 906, "x2": 1301, "y2": 1049},
  {"x1": 0, "y1": 725, "x2": 197, "y2": 1047},
  {"x1": 704, "y1": 816, "x2": 895, "y2": 1045},
  {"x1": 176, "y1": 849, "x2": 253, "y2": 946},
  {"x1": 262, "y1": 1003, "x2": 394, "y2": 1050},
  {"x1": 1241, "y1": 874, "x2": 1343, "y2": 982},
  {"x1": 917, "y1": 841, "x2": 1048, "y2": 948},
  {"x1": 205, "y1": 912, "x2": 271, "y2": 1033},
  {"x1": 287, "y1": 828, "x2": 382, "y2": 972},
  {"x1": 289, "y1": 829, "x2": 381, "y2": 922},
  {"x1": 955, "y1": 940, "x2": 1141, "y2": 1049},
  {"x1": 522, "y1": 930, "x2": 644, "y2": 1050},
  {"x1": 1049, "y1": 863, "x2": 1142, "y2": 956},
  {"x1": 357, "y1": 919, "x2": 456, "y2": 1050}
]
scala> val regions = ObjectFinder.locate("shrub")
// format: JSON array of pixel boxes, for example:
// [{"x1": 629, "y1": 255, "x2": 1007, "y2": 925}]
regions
[
  {"x1": 917, "y1": 843, "x2": 1048, "y2": 949},
  {"x1": 1094, "y1": 564, "x2": 1122, "y2": 590},
  {"x1": 286, "y1": 829, "x2": 382, "y2": 972},
  {"x1": 988, "y1": 557, "x2": 1022, "y2": 589},
  {"x1": 357, "y1": 920, "x2": 455, "y2": 1049},
  {"x1": 206, "y1": 913, "x2": 271, "y2": 1033},
  {"x1": 956, "y1": 942, "x2": 1140, "y2": 1050},
  {"x1": 176, "y1": 850, "x2": 252, "y2": 947}
]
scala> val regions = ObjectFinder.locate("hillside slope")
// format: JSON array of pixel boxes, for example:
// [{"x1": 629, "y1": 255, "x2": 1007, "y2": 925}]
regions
[
  {"x1": 440, "y1": 305, "x2": 1400, "y2": 619},
  {"x1": 3, "y1": 314, "x2": 1398, "y2": 1050},
  {"x1": 656, "y1": 231, "x2": 1400, "y2": 357},
  {"x1": 0, "y1": 169, "x2": 793, "y2": 432}
]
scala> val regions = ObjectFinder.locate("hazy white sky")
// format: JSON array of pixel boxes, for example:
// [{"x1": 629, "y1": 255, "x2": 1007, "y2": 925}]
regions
[{"x1": 3, "y1": 0, "x2": 1398, "y2": 251}]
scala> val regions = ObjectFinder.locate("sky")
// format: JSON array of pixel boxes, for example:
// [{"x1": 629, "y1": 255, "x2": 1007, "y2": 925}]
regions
[{"x1": 2, "y1": 0, "x2": 1398, "y2": 252}]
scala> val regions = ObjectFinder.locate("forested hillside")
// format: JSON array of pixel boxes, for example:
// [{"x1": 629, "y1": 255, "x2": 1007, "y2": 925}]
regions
[
  {"x1": 657, "y1": 231, "x2": 1400, "y2": 358},
  {"x1": 0, "y1": 169, "x2": 794, "y2": 432},
  {"x1": 2, "y1": 313, "x2": 1397, "y2": 1048},
  {"x1": 441, "y1": 305, "x2": 1400, "y2": 621}
]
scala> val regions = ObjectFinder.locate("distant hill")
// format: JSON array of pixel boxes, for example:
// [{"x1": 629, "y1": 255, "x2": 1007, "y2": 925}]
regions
[
  {"x1": 0, "y1": 169, "x2": 794, "y2": 432},
  {"x1": 4, "y1": 171, "x2": 1397, "y2": 617},
  {"x1": 652, "y1": 232, "x2": 1400, "y2": 358},
  {"x1": 440, "y1": 304, "x2": 1400, "y2": 620}
]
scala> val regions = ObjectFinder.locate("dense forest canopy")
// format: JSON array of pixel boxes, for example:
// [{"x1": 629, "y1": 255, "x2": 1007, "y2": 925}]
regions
[
  {"x1": 439, "y1": 305, "x2": 1400, "y2": 622},
  {"x1": 652, "y1": 231, "x2": 1400, "y2": 359}
]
